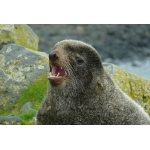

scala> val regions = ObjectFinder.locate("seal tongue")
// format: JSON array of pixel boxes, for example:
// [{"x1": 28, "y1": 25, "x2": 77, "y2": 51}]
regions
[{"x1": 51, "y1": 64, "x2": 66, "y2": 77}]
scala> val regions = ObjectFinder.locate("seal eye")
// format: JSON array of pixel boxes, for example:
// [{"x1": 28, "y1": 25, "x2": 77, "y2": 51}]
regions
[{"x1": 75, "y1": 56, "x2": 84, "y2": 65}]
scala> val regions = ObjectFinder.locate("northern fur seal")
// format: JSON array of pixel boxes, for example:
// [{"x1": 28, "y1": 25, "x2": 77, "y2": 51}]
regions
[{"x1": 37, "y1": 39, "x2": 150, "y2": 125}]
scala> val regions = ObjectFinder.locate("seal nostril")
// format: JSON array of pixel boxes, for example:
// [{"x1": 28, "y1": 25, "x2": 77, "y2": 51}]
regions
[
  {"x1": 53, "y1": 54, "x2": 57, "y2": 60},
  {"x1": 49, "y1": 51, "x2": 58, "y2": 61}
]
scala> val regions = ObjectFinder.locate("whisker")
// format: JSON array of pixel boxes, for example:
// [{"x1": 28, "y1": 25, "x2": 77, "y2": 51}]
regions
[{"x1": 60, "y1": 59, "x2": 84, "y2": 98}]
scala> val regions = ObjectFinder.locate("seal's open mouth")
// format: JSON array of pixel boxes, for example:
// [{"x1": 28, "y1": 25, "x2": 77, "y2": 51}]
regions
[
  {"x1": 48, "y1": 64, "x2": 67, "y2": 86},
  {"x1": 50, "y1": 64, "x2": 67, "y2": 78}
]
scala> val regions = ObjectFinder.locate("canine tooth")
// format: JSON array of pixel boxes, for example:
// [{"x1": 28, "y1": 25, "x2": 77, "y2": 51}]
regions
[
  {"x1": 57, "y1": 72, "x2": 60, "y2": 77},
  {"x1": 50, "y1": 72, "x2": 52, "y2": 77}
]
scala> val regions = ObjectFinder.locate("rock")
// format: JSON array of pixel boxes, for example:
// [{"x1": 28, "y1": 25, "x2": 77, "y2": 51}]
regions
[
  {"x1": 20, "y1": 109, "x2": 38, "y2": 125},
  {"x1": 0, "y1": 44, "x2": 48, "y2": 110},
  {"x1": 0, "y1": 24, "x2": 39, "y2": 50},
  {"x1": 118, "y1": 60, "x2": 150, "y2": 80},
  {"x1": 104, "y1": 63, "x2": 150, "y2": 114},
  {"x1": 131, "y1": 60, "x2": 142, "y2": 67},
  {"x1": 29, "y1": 25, "x2": 150, "y2": 63},
  {"x1": 20, "y1": 102, "x2": 32, "y2": 113},
  {"x1": 0, "y1": 115, "x2": 20, "y2": 125},
  {"x1": 33, "y1": 117, "x2": 37, "y2": 125}
]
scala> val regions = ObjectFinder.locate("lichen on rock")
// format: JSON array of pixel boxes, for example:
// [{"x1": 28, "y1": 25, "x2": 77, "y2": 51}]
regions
[
  {"x1": 0, "y1": 24, "x2": 39, "y2": 50},
  {"x1": 0, "y1": 44, "x2": 48, "y2": 111},
  {"x1": 104, "y1": 63, "x2": 150, "y2": 114}
]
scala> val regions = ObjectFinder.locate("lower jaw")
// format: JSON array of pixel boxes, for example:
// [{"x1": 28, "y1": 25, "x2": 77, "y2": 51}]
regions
[{"x1": 49, "y1": 78, "x2": 64, "y2": 86}]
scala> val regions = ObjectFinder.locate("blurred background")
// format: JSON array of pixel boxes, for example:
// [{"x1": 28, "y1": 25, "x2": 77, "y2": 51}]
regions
[{"x1": 29, "y1": 25, "x2": 150, "y2": 79}]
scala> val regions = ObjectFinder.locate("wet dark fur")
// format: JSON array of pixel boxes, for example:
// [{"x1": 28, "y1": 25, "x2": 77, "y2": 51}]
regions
[{"x1": 37, "y1": 40, "x2": 150, "y2": 125}]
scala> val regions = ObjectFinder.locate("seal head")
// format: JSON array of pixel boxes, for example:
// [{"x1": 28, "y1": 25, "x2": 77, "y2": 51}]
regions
[{"x1": 48, "y1": 39, "x2": 104, "y2": 88}]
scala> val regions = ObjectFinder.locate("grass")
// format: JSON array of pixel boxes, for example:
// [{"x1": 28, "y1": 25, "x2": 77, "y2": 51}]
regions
[
  {"x1": 0, "y1": 73, "x2": 48, "y2": 125},
  {"x1": 17, "y1": 73, "x2": 48, "y2": 124},
  {"x1": 15, "y1": 73, "x2": 48, "y2": 112},
  {"x1": 20, "y1": 110, "x2": 37, "y2": 125}
]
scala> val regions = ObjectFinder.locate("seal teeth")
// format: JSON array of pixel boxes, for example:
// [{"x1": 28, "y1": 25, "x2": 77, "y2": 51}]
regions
[
  {"x1": 50, "y1": 72, "x2": 52, "y2": 77},
  {"x1": 57, "y1": 72, "x2": 60, "y2": 77},
  {"x1": 49, "y1": 72, "x2": 60, "y2": 77}
]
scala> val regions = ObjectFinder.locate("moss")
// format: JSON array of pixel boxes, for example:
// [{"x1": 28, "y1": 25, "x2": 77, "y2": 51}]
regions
[
  {"x1": 0, "y1": 24, "x2": 39, "y2": 50},
  {"x1": 13, "y1": 25, "x2": 39, "y2": 51},
  {"x1": 143, "y1": 95, "x2": 148, "y2": 103},
  {"x1": 0, "y1": 73, "x2": 48, "y2": 124},
  {"x1": 20, "y1": 110, "x2": 36, "y2": 125},
  {"x1": 105, "y1": 64, "x2": 150, "y2": 114},
  {"x1": 16, "y1": 72, "x2": 47, "y2": 124},
  {"x1": 15, "y1": 73, "x2": 47, "y2": 112}
]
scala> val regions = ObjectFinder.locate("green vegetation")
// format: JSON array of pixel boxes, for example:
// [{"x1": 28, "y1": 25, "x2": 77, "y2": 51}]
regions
[
  {"x1": 20, "y1": 110, "x2": 37, "y2": 125},
  {"x1": 0, "y1": 73, "x2": 48, "y2": 125},
  {"x1": 0, "y1": 24, "x2": 39, "y2": 51},
  {"x1": 16, "y1": 73, "x2": 48, "y2": 111},
  {"x1": 16, "y1": 73, "x2": 48, "y2": 124},
  {"x1": 143, "y1": 95, "x2": 148, "y2": 103}
]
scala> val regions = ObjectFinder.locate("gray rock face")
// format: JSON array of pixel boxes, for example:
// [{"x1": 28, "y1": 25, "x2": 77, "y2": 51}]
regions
[
  {"x1": 20, "y1": 102, "x2": 32, "y2": 113},
  {"x1": 0, "y1": 115, "x2": 20, "y2": 125},
  {"x1": 0, "y1": 44, "x2": 48, "y2": 110}
]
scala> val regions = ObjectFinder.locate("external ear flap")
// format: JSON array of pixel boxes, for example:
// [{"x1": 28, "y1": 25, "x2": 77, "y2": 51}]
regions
[{"x1": 96, "y1": 77, "x2": 105, "y2": 91}]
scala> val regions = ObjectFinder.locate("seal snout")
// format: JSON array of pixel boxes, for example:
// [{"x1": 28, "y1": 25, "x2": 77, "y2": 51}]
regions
[
  {"x1": 49, "y1": 51, "x2": 58, "y2": 61},
  {"x1": 48, "y1": 50, "x2": 68, "y2": 86}
]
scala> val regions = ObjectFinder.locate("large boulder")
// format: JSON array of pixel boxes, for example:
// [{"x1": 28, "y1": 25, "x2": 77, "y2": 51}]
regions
[
  {"x1": 0, "y1": 24, "x2": 39, "y2": 50},
  {"x1": 0, "y1": 24, "x2": 46, "y2": 124},
  {"x1": 104, "y1": 63, "x2": 150, "y2": 114},
  {"x1": 0, "y1": 44, "x2": 48, "y2": 111}
]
